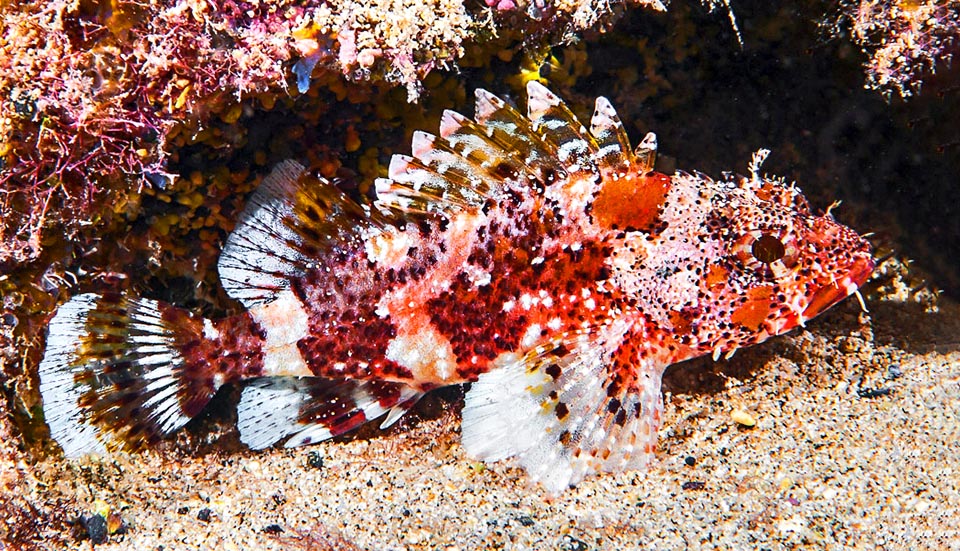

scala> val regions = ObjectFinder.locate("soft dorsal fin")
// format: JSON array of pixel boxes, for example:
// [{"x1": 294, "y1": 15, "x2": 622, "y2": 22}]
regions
[
  {"x1": 219, "y1": 160, "x2": 381, "y2": 308},
  {"x1": 460, "y1": 321, "x2": 665, "y2": 494}
]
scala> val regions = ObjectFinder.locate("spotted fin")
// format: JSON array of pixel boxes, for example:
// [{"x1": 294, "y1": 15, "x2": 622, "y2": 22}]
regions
[
  {"x1": 219, "y1": 160, "x2": 383, "y2": 308},
  {"x1": 38, "y1": 293, "x2": 219, "y2": 456},
  {"x1": 461, "y1": 325, "x2": 664, "y2": 494},
  {"x1": 377, "y1": 85, "x2": 596, "y2": 217},
  {"x1": 374, "y1": 115, "x2": 526, "y2": 216},
  {"x1": 237, "y1": 377, "x2": 422, "y2": 450},
  {"x1": 472, "y1": 88, "x2": 567, "y2": 187}
]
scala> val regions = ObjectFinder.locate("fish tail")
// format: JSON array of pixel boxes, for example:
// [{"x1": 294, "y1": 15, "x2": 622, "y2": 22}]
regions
[{"x1": 38, "y1": 292, "x2": 245, "y2": 456}]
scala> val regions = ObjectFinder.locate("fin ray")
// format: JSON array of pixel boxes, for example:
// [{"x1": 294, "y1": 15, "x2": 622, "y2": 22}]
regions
[
  {"x1": 589, "y1": 96, "x2": 634, "y2": 174},
  {"x1": 219, "y1": 160, "x2": 383, "y2": 308},
  {"x1": 526, "y1": 81, "x2": 599, "y2": 175}
]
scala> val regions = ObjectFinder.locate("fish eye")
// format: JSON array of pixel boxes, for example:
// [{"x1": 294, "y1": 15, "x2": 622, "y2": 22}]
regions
[{"x1": 751, "y1": 234, "x2": 786, "y2": 264}]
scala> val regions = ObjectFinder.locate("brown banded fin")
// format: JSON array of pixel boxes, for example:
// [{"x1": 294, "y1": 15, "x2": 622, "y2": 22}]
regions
[
  {"x1": 473, "y1": 88, "x2": 567, "y2": 187},
  {"x1": 436, "y1": 111, "x2": 532, "y2": 187},
  {"x1": 589, "y1": 96, "x2": 635, "y2": 174},
  {"x1": 525, "y1": 81, "x2": 599, "y2": 176},
  {"x1": 38, "y1": 293, "x2": 220, "y2": 456},
  {"x1": 375, "y1": 155, "x2": 479, "y2": 216},
  {"x1": 460, "y1": 322, "x2": 664, "y2": 494},
  {"x1": 237, "y1": 377, "x2": 423, "y2": 450},
  {"x1": 219, "y1": 160, "x2": 383, "y2": 308},
  {"x1": 635, "y1": 132, "x2": 658, "y2": 173}
]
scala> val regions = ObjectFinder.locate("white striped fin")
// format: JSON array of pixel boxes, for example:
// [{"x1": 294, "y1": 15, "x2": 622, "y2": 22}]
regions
[
  {"x1": 38, "y1": 294, "x2": 109, "y2": 456},
  {"x1": 525, "y1": 81, "x2": 599, "y2": 176},
  {"x1": 218, "y1": 160, "x2": 309, "y2": 308},
  {"x1": 472, "y1": 88, "x2": 567, "y2": 186},
  {"x1": 589, "y1": 96, "x2": 634, "y2": 173},
  {"x1": 220, "y1": 160, "x2": 385, "y2": 308},
  {"x1": 38, "y1": 293, "x2": 203, "y2": 456}
]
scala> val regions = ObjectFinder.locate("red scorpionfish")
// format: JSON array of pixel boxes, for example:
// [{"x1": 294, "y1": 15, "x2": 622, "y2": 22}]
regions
[{"x1": 38, "y1": 83, "x2": 874, "y2": 494}]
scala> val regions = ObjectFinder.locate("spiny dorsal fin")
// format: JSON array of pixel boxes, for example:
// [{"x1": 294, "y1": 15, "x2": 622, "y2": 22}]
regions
[
  {"x1": 473, "y1": 88, "x2": 567, "y2": 187},
  {"x1": 219, "y1": 160, "x2": 382, "y2": 308},
  {"x1": 590, "y1": 96, "x2": 635, "y2": 174},
  {"x1": 461, "y1": 322, "x2": 664, "y2": 494},
  {"x1": 526, "y1": 81, "x2": 599, "y2": 176},
  {"x1": 237, "y1": 377, "x2": 422, "y2": 450}
]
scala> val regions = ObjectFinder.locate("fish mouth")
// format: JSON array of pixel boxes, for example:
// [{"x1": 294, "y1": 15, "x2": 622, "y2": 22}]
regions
[{"x1": 801, "y1": 255, "x2": 875, "y2": 321}]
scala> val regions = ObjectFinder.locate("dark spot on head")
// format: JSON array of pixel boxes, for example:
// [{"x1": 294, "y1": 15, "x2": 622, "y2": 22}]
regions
[{"x1": 555, "y1": 401, "x2": 569, "y2": 420}]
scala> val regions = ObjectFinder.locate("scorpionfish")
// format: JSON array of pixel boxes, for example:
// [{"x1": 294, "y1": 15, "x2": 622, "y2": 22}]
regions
[{"x1": 38, "y1": 83, "x2": 874, "y2": 493}]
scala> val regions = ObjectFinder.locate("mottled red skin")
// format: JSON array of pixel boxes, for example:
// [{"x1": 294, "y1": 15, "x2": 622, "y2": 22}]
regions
[
  {"x1": 214, "y1": 164, "x2": 873, "y2": 400},
  {"x1": 158, "y1": 305, "x2": 266, "y2": 416}
]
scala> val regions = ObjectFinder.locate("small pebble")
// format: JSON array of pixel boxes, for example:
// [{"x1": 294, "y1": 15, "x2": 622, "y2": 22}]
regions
[
  {"x1": 682, "y1": 481, "x2": 706, "y2": 491},
  {"x1": 107, "y1": 511, "x2": 126, "y2": 535},
  {"x1": 306, "y1": 451, "x2": 324, "y2": 469},
  {"x1": 731, "y1": 409, "x2": 756, "y2": 427},
  {"x1": 80, "y1": 513, "x2": 108, "y2": 545},
  {"x1": 263, "y1": 524, "x2": 284, "y2": 534},
  {"x1": 857, "y1": 386, "x2": 892, "y2": 399},
  {"x1": 197, "y1": 508, "x2": 212, "y2": 522},
  {"x1": 517, "y1": 515, "x2": 535, "y2": 527},
  {"x1": 684, "y1": 456, "x2": 696, "y2": 467},
  {"x1": 561, "y1": 535, "x2": 589, "y2": 551}
]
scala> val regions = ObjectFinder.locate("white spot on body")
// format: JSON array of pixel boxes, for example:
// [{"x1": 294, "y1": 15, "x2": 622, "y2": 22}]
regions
[
  {"x1": 463, "y1": 262, "x2": 492, "y2": 288},
  {"x1": 249, "y1": 289, "x2": 312, "y2": 378},
  {"x1": 202, "y1": 319, "x2": 220, "y2": 341},
  {"x1": 365, "y1": 226, "x2": 417, "y2": 270},
  {"x1": 385, "y1": 324, "x2": 458, "y2": 384},
  {"x1": 521, "y1": 324, "x2": 542, "y2": 349}
]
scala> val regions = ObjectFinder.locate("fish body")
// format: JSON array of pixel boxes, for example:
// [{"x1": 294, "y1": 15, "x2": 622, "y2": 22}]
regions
[{"x1": 38, "y1": 83, "x2": 874, "y2": 493}]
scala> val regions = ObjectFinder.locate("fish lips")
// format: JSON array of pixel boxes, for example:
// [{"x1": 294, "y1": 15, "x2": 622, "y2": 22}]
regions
[{"x1": 801, "y1": 254, "x2": 875, "y2": 321}]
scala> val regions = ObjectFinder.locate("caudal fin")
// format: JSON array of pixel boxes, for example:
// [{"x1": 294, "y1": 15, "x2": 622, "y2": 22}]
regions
[{"x1": 38, "y1": 293, "x2": 224, "y2": 456}]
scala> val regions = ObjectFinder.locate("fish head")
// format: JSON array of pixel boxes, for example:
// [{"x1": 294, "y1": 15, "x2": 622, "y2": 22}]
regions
[
  {"x1": 686, "y1": 170, "x2": 875, "y2": 356},
  {"x1": 602, "y1": 164, "x2": 874, "y2": 361}
]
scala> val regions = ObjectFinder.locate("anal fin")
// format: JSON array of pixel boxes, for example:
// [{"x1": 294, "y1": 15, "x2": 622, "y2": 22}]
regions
[{"x1": 237, "y1": 377, "x2": 422, "y2": 450}]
